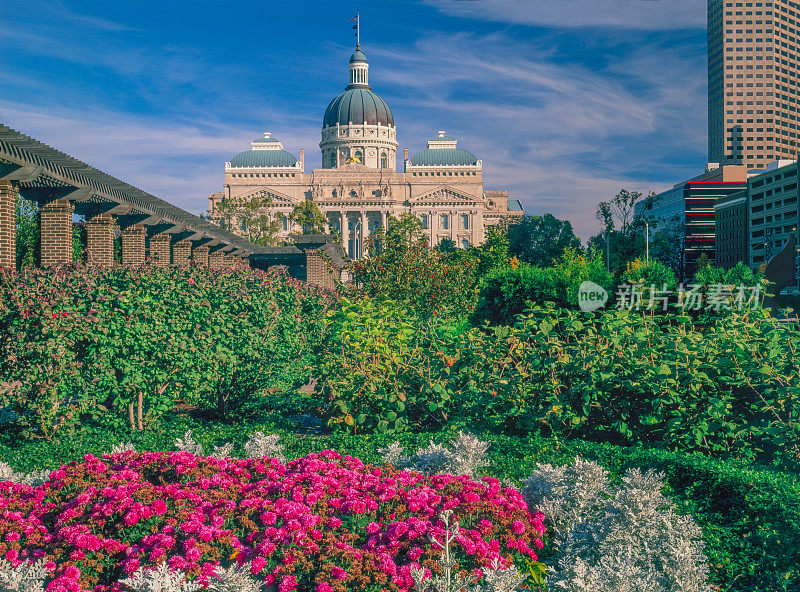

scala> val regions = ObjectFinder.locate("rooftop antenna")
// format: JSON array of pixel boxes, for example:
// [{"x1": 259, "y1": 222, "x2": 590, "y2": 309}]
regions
[{"x1": 351, "y1": 13, "x2": 360, "y2": 49}]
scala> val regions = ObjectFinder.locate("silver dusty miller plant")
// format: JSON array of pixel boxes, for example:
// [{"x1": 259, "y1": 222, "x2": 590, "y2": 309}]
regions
[
  {"x1": 0, "y1": 558, "x2": 51, "y2": 592},
  {"x1": 412, "y1": 510, "x2": 526, "y2": 592},
  {"x1": 522, "y1": 457, "x2": 712, "y2": 592},
  {"x1": 120, "y1": 561, "x2": 271, "y2": 592},
  {"x1": 0, "y1": 461, "x2": 49, "y2": 488},
  {"x1": 172, "y1": 431, "x2": 285, "y2": 462},
  {"x1": 173, "y1": 430, "x2": 204, "y2": 456},
  {"x1": 120, "y1": 562, "x2": 202, "y2": 592},
  {"x1": 379, "y1": 431, "x2": 490, "y2": 478},
  {"x1": 243, "y1": 431, "x2": 286, "y2": 462}
]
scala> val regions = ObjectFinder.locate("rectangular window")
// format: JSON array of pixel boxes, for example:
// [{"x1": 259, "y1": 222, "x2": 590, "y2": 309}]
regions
[
  {"x1": 441, "y1": 214, "x2": 449, "y2": 230},
  {"x1": 461, "y1": 214, "x2": 469, "y2": 229},
  {"x1": 421, "y1": 214, "x2": 428, "y2": 229}
]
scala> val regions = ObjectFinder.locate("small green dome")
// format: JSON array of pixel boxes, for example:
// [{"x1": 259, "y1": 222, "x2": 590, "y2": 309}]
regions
[
  {"x1": 229, "y1": 150, "x2": 298, "y2": 168},
  {"x1": 349, "y1": 50, "x2": 367, "y2": 64},
  {"x1": 409, "y1": 148, "x2": 478, "y2": 166}
]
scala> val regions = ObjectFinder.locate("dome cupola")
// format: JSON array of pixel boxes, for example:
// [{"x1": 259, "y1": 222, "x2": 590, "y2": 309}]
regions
[
  {"x1": 227, "y1": 133, "x2": 300, "y2": 168},
  {"x1": 319, "y1": 40, "x2": 398, "y2": 171}
]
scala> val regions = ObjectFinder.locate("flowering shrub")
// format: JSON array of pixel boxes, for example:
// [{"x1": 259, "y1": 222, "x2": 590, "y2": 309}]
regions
[
  {"x1": 0, "y1": 450, "x2": 545, "y2": 591},
  {"x1": 0, "y1": 266, "x2": 333, "y2": 439},
  {"x1": 522, "y1": 457, "x2": 711, "y2": 592},
  {"x1": 347, "y1": 215, "x2": 478, "y2": 319}
]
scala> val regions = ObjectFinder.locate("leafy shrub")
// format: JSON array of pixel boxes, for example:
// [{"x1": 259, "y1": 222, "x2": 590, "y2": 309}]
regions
[
  {"x1": 522, "y1": 458, "x2": 711, "y2": 592},
  {"x1": 619, "y1": 258, "x2": 678, "y2": 291},
  {"x1": 0, "y1": 450, "x2": 544, "y2": 591},
  {"x1": 472, "y1": 249, "x2": 613, "y2": 325},
  {"x1": 451, "y1": 305, "x2": 800, "y2": 459},
  {"x1": 315, "y1": 297, "x2": 456, "y2": 433},
  {"x1": 0, "y1": 266, "x2": 333, "y2": 439},
  {"x1": 349, "y1": 214, "x2": 478, "y2": 319}
]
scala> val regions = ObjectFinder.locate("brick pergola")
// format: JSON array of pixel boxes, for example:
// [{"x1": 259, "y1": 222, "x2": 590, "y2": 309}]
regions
[{"x1": 0, "y1": 124, "x2": 257, "y2": 270}]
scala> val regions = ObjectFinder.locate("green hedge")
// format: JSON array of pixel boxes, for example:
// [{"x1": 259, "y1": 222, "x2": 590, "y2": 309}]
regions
[{"x1": 0, "y1": 421, "x2": 796, "y2": 592}]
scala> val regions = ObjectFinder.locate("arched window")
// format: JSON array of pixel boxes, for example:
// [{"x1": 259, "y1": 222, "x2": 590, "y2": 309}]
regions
[
  {"x1": 461, "y1": 239, "x2": 469, "y2": 249},
  {"x1": 380, "y1": 152, "x2": 387, "y2": 169},
  {"x1": 354, "y1": 150, "x2": 363, "y2": 164}
]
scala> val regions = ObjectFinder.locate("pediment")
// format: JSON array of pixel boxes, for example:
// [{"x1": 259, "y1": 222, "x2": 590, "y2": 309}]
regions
[
  {"x1": 236, "y1": 186, "x2": 298, "y2": 206},
  {"x1": 410, "y1": 185, "x2": 482, "y2": 205}
]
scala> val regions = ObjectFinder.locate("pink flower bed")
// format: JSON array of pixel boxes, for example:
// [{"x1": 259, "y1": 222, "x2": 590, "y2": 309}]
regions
[{"x1": 0, "y1": 451, "x2": 545, "y2": 591}]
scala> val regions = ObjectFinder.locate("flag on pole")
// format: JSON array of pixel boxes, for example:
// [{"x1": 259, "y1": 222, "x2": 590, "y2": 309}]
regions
[{"x1": 351, "y1": 14, "x2": 359, "y2": 47}]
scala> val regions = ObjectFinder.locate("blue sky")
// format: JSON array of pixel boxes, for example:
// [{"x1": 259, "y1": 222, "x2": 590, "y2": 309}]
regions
[{"x1": 0, "y1": 0, "x2": 708, "y2": 240}]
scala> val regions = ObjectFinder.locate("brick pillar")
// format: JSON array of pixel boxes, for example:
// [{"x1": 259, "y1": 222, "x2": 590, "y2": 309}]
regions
[
  {"x1": 122, "y1": 224, "x2": 146, "y2": 266},
  {"x1": 172, "y1": 239, "x2": 191, "y2": 265},
  {"x1": 208, "y1": 250, "x2": 225, "y2": 268},
  {"x1": 40, "y1": 199, "x2": 75, "y2": 267},
  {"x1": 149, "y1": 233, "x2": 171, "y2": 267},
  {"x1": 85, "y1": 212, "x2": 114, "y2": 266},
  {"x1": 0, "y1": 181, "x2": 17, "y2": 271},
  {"x1": 192, "y1": 245, "x2": 209, "y2": 267}
]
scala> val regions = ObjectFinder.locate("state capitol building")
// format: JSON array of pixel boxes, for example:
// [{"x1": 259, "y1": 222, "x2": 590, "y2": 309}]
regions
[{"x1": 209, "y1": 43, "x2": 523, "y2": 259}]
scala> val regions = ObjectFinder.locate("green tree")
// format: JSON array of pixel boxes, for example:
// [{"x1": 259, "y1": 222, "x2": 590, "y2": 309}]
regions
[
  {"x1": 289, "y1": 199, "x2": 328, "y2": 234},
  {"x1": 15, "y1": 195, "x2": 39, "y2": 270},
  {"x1": 476, "y1": 225, "x2": 510, "y2": 275},
  {"x1": 214, "y1": 193, "x2": 282, "y2": 246},
  {"x1": 508, "y1": 213, "x2": 580, "y2": 267},
  {"x1": 350, "y1": 214, "x2": 478, "y2": 318},
  {"x1": 588, "y1": 189, "x2": 652, "y2": 275}
]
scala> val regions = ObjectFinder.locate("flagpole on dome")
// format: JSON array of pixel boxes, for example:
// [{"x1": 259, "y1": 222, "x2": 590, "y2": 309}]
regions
[{"x1": 351, "y1": 13, "x2": 360, "y2": 49}]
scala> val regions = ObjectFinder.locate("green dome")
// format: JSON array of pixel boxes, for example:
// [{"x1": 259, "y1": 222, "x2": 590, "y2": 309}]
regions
[
  {"x1": 409, "y1": 148, "x2": 478, "y2": 166},
  {"x1": 229, "y1": 149, "x2": 298, "y2": 168},
  {"x1": 323, "y1": 88, "x2": 394, "y2": 127},
  {"x1": 349, "y1": 50, "x2": 367, "y2": 64}
]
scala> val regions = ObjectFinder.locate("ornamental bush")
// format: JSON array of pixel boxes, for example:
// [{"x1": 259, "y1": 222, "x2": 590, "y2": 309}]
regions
[
  {"x1": 348, "y1": 214, "x2": 478, "y2": 319},
  {"x1": 0, "y1": 266, "x2": 333, "y2": 439},
  {"x1": 0, "y1": 450, "x2": 545, "y2": 592},
  {"x1": 522, "y1": 457, "x2": 711, "y2": 592},
  {"x1": 472, "y1": 248, "x2": 613, "y2": 325}
]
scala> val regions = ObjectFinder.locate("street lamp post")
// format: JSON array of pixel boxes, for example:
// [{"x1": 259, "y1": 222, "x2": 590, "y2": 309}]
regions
[
  {"x1": 646, "y1": 221, "x2": 650, "y2": 263},
  {"x1": 606, "y1": 229, "x2": 613, "y2": 271}
]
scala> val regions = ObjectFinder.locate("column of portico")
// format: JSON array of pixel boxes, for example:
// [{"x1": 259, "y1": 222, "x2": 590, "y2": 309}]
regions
[
  {"x1": 0, "y1": 181, "x2": 17, "y2": 270},
  {"x1": 85, "y1": 212, "x2": 114, "y2": 266},
  {"x1": 149, "y1": 233, "x2": 171, "y2": 267},
  {"x1": 450, "y1": 209, "x2": 457, "y2": 243},
  {"x1": 360, "y1": 211, "x2": 368, "y2": 259},
  {"x1": 40, "y1": 198, "x2": 75, "y2": 267},
  {"x1": 430, "y1": 208, "x2": 438, "y2": 247},
  {"x1": 172, "y1": 239, "x2": 191, "y2": 265},
  {"x1": 122, "y1": 224, "x2": 146, "y2": 266},
  {"x1": 341, "y1": 210, "x2": 350, "y2": 259}
]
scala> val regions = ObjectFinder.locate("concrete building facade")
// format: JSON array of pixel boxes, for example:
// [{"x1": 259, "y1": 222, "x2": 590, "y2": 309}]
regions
[
  {"x1": 714, "y1": 189, "x2": 750, "y2": 267},
  {"x1": 745, "y1": 160, "x2": 800, "y2": 268},
  {"x1": 209, "y1": 45, "x2": 523, "y2": 258},
  {"x1": 708, "y1": 0, "x2": 800, "y2": 168},
  {"x1": 636, "y1": 165, "x2": 748, "y2": 276}
]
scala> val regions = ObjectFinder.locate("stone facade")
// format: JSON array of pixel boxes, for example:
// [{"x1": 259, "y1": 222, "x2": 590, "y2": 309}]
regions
[{"x1": 209, "y1": 45, "x2": 523, "y2": 259}]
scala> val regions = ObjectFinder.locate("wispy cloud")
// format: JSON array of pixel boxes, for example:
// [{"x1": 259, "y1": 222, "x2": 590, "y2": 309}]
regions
[
  {"x1": 429, "y1": 0, "x2": 706, "y2": 30},
  {"x1": 0, "y1": 2, "x2": 708, "y2": 240}
]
